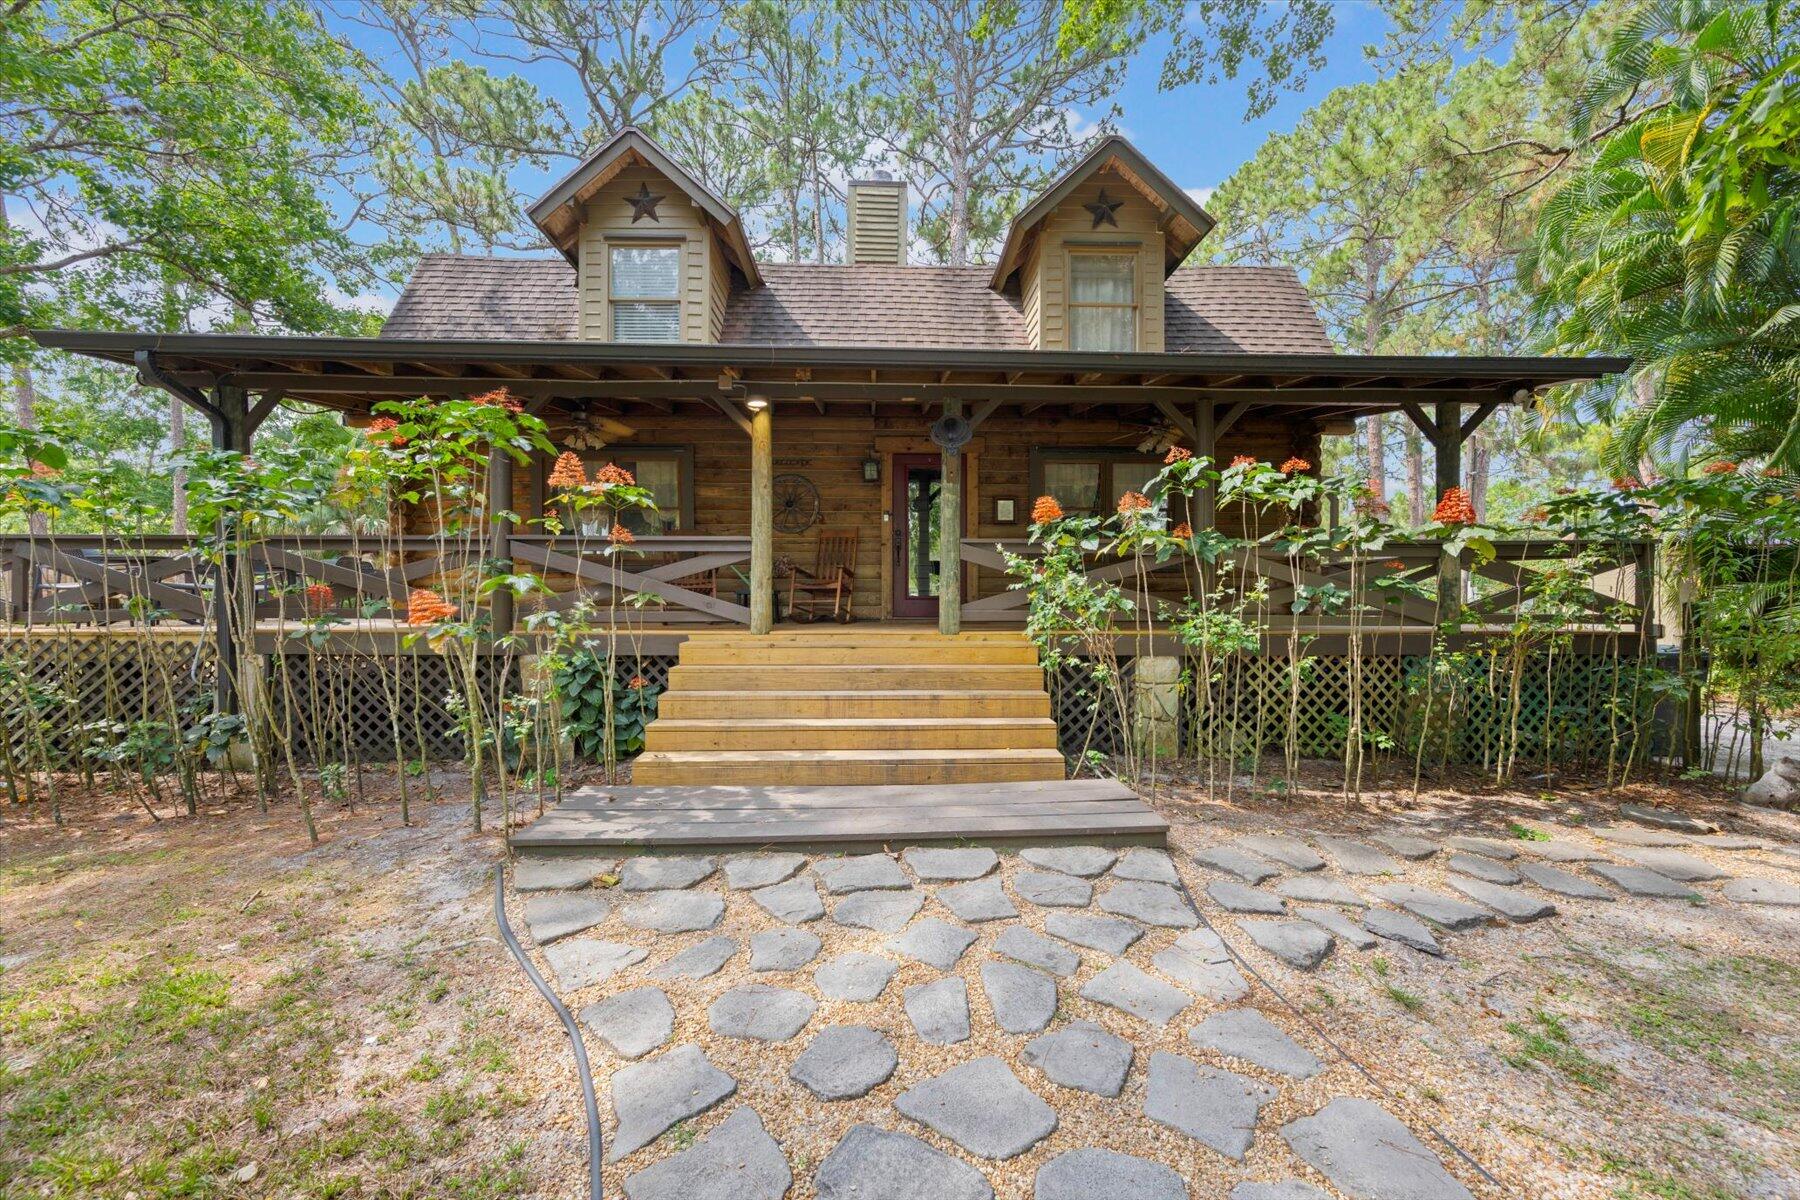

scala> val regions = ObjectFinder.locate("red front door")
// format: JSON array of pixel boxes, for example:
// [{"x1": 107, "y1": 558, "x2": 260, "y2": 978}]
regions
[{"x1": 891, "y1": 454, "x2": 944, "y2": 619}]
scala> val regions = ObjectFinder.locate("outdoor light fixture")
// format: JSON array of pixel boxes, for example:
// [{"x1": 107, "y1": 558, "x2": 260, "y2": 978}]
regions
[
  {"x1": 745, "y1": 394, "x2": 769, "y2": 411},
  {"x1": 862, "y1": 457, "x2": 880, "y2": 482}
]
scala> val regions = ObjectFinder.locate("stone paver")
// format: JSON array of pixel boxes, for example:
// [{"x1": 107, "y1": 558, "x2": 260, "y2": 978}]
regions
[
  {"x1": 749, "y1": 928, "x2": 822, "y2": 971},
  {"x1": 1361, "y1": 908, "x2": 1442, "y2": 955},
  {"x1": 1240, "y1": 919, "x2": 1334, "y2": 969},
  {"x1": 1013, "y1": 870, "x2": 1093, "y2": 907},
  {"x1": 1021, "y1": 1019, "x2": 1134, "y2": 1096},
  {"x1": 1373, "y1": 834, "x2": 1438, "y2": 860},
  {"x1": 938, "y1": 877, "x2": 1019, "y2": 922},
  {"x1": 1317, "y1": 837, "x2": 1404, "y2": 876},
  {"x1": 750, "y1": 877, "x2": 825, "y2": 924},
  {"x1": 994, "y1": 925, "x2": 1081, "y2": 977},
  {"x1": 1294, "y1": 906, "x2": 1378, "y2": 949},
  {"x1": 1081, "y1": 961, "x2": 1193, "y2": 1025},
  {"x1": 1034, "y1": 1149, "x2": 1186, "y2": 1200},
  {"x1": 1622, "y1": 803, "x2": 1716, "y2": 833},
  {"x1": 515, "y1": 855, "x2": 615, "y2": 891},
  {"x1": 1230, "y1": 1184, "x2": 1332, "y2": 1200},
  {"x1": 1189, "y1": 1009, "x2": 1323, "y2": 1079},
  {"x1": 1152, "y1": 928, "x2": 1250, "y2": 1001},
  {"x1": 886, "y1": 917, "x2": 978, "y2": 970},
  {"x1": 815, "y1": 1124, "x2": 993, "y2": 1200},
  {"x1": 1194, "y1": 846, "x2": 1282, "y2": 884},
  {"x1": 1275, "y1": 875, "x2": 1364, "y2": 907},
  {"x1": 789, "y1": 1025, "x2": 897, "y2": 1100},
  {"x1": 650, "y1": 935, "x2": 739, "y2": 980},
  {"x1": 1521, "y1": 840, "x2": 1608, "y2": 863},
  {"x1": 905, "y1": 977, "x2": 971, "y2": 1045},
  {"x1": 1622, "y1": 848, "x2": 1728, "y2": 882},
  {"x1": 1143, "y1": 1051, "x2": 1274, "y2": 1160},
  {"x1": 1516, "y1": 861, "x2": 1614, "y2": 900},
  {"x1": 1021, "y1": 846, "x2": 1117, "y2": 877},
  {"x1": 621, "y1": 1107, "x2": 788, "y2": 1200},
  {"x1": 1236, "y1": 834, "x2": 1327, "y2": 872},
  {"x1": 1594, "y1": 824, "x2": 1687, "y2": 847},
  {"x1": 620, "y1": 890, "x2": 725, "y2": 934},
  {"x1": 1371, "y1": 884, "x2": 1493, "y2": 931},
  {"x1": 543, "y1": 938, "x2": 647, "y2": 990},
  {"x1": 981, "y1": 961, "x2": 1057, "y2": 1033},
  {"x1": 1723, "y1": 876, "x2": 1800, "y2": 906},
  {"x1": 1045, "y1": 911, "x2": 1143, "y2": 954},
  {"x1": 707, "y1": 985, "x2": 816, "y2": 1042},
  {"x1": 523, "y1": 893, "x2": 610, "y2": 944},
  {"x1": 1589, "y1": 863, "x2": 1700, "y2": 899},
  {"x1": 1281, "y1": 1097, "x2": 1475, "y2": 1200},
  {"x1": 904, "y1": 847, "x2": 998, "y2": 880},
  {"x1": 1444, "y1": 836, "x2": 1519, "y2": 861},
  {"x1": 1208, "y1": 881, "x2": 1287, "y2": 915},
  {"x1": 607, "y1": 1044, "x2": 736, "y2": 1161},
  {"x1": 580, "y1": 986, "x2": 673, "y2": 1059},
  {"x1": 1447, "y1": 852, "x2": 1520, "y2": 884},
  {"x1": 833, "y1": 889, "x2": 924, "y2": 932},
  {"x1": 814, "y1": 952, "x2": 900, "y2": 1001},
  {"x1": 818, "y1": 853, "x2": 911, "y2": 893},
  {"x1": 1098, "y1": 880, "x2": 1198, "y2": 928},
  {"x1": 894, "y1": 1056, "x2": 1058, "y2": 1160},
  {"x1": 620, "y1": 855, "x2": 715, "y2": 891},
  {"x1": 723, "y1": 853, "x2": 807, "y2": 890},
  {"x1": 1112, "y1": 847, "x2": 1181, "y2": 884},
  {"x1": 1448, "y1": 876, "x2": 1555, "y2": 922}
]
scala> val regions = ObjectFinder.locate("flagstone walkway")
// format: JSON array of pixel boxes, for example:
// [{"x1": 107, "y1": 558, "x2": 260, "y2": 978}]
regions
[{"x1": 510, "y1": 812, "x2": 1796, "y2": 1199}]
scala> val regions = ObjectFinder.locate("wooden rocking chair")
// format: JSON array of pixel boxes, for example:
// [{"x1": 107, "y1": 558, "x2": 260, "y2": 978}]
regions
[{"x1": 786, "y1": 528, "x2": 859, "y2": 623}]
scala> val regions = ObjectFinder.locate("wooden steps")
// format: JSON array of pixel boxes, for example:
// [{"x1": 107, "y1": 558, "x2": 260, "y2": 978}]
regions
[{"x1": 635, "y1": 628, "x2": 1064, "y2": 787}]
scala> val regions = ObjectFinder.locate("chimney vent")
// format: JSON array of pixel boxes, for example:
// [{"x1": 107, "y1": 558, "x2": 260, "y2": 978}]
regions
[{"x1": 847, "y1": 177, "x2": 906, "y2": 266}]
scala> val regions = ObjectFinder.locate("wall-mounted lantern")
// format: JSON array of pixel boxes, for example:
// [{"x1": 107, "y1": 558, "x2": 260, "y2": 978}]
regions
[{"x1": 861, "y1": 457, "x2": 881, "y2": 483}]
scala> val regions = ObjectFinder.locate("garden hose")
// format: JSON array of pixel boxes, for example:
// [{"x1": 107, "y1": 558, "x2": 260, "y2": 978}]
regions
[{"x1": 493, "y1": 864, "x2": 604, "y2": 1199}]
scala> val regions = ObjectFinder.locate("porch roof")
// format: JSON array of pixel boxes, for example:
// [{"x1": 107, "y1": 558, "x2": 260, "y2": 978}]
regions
[{"x1": 28, "y1": 328, "x2": 1628, "y2": 423}]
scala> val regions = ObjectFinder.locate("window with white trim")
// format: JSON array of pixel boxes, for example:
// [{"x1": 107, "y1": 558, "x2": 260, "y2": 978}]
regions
[
  {"x1": 609, "y1": 244, "x2": 682, "y2": 342},
  {"x1": 1067, "y1": 251, "x2": 1137, "y2": 351}
]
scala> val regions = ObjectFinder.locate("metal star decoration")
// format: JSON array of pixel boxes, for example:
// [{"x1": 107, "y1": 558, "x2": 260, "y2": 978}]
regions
[
  {"x1": 1084, "y1": 188, "x2": 1123, "y2": 228},
  {"x1": 627, "y1": 182, "x2": 665, "y2": 223}
]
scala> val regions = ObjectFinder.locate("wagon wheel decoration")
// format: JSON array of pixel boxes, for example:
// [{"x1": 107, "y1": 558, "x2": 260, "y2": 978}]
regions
[{"x1": 772, "y1": 473, "x2": 821, "y2": 533}]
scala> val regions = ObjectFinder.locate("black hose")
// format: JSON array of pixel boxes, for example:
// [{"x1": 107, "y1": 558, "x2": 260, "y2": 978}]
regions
[{"x1": 493, "y1": 864, "x2": 604, "y2": 1199}]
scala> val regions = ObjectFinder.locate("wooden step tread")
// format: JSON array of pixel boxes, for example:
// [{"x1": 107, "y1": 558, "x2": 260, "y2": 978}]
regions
[
  {"x1": 649, "y1": 717, "x2": 1056, "y2": 730},
  {"x1": 662, "y1": 689, "x2": 1050, "y2": 700},
  {"x1": 637, "y1": 749, "x2": 1066, "y2": 763}
]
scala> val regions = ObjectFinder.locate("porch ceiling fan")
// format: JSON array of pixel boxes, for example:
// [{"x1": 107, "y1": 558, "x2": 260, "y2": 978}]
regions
[{"x1": 772, "y1": 473, "x2": 821, "y2": 533}]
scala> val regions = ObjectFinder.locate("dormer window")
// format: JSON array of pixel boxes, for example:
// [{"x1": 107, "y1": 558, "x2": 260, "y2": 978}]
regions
[
  {"x1": 610, "y1": 243, "x2": 682, "y2": 341},
  {"x1": 1068, "y1": 250, "x2": 1137, "y2": 351}
]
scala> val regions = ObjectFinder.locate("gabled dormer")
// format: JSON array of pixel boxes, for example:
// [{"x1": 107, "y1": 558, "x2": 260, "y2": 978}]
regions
[
  {"x1": 526, "y1": 127, "x2": 761, "y2": 343},
  {"x1": 989, "y1": 136, "x2": 1215, "y2": 353}
]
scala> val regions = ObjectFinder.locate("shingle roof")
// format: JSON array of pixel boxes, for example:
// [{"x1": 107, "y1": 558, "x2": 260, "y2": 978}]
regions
[{"x1": 381, "y1": 254, "x2": 1333, "y2": 354}]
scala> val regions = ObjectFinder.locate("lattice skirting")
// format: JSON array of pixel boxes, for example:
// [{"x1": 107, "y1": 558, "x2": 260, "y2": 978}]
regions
[
  {"x1": 0, "y1": 635, "x2": 215, "y2": 767},
  {"x1": 267, "y1": 652, "x2": 522, "y2": 763}
]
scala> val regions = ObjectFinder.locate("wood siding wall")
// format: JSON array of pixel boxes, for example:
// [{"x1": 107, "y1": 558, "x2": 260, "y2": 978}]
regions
[
  {"x1": 575, "y1": 163, "x2": 718, "y2": 343},
  {"x1": 1022, "y1": 168, "x2": 1168, "y2": 352}
]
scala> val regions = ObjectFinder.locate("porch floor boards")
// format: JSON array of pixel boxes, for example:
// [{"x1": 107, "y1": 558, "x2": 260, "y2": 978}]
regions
[{"x1": 510, "y1": 779, "x2": 1168, "y2": 850}]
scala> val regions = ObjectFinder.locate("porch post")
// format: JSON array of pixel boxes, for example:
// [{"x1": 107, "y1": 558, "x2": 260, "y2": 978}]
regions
[
  {"x1": 210, "y1": 386, "x2": 253, "y2": 714},
  {"x1": 749, "y1": 401, "x2": 773, "y2": 634},
  {"x1": 938, "y1": 398, "x2": 963, "y2": 635},
  {"x1": 1434, "y1": 398, "x2": 1463, "y2": 616},
  {"x1": 1193, "y1": 399, "x2": 1217, "y2": 529},
  {"x1": 488, "y1": 446, "x2": 514, "y2": 637}
]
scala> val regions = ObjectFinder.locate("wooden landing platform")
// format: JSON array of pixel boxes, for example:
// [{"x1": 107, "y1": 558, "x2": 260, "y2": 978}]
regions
[{"x1": 510, "y1": 779, "x2": 1167, "y2": 851}]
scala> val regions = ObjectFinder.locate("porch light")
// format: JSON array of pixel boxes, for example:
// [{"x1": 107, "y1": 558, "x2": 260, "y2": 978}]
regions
[
  {"x1": 745, "y1": 394, "x2": 769, "y2": 411},
  {"x1": 861, "y1": 457, "x2": 880, "y2": 482}
]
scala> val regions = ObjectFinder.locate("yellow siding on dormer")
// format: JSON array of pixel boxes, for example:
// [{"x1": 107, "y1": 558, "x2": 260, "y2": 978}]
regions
[
  {"x1": 575, "y1": 163, "x2": 715, "y2": 343},
  {"x1": 1019, "y1": 168, "x2": 1167, "y2": 352}
]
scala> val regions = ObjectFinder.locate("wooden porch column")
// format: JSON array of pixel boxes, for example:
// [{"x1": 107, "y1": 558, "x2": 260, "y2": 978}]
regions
[
  {"x1": 749, "y1": 401, "x2": 773, "y2": 634},
  {"x1": 1192, "y1": 399, "x2": 1217, "y2": 529},
  {"x1": 938, "y1": 398, "x2": 963, "y2": 635},
  {"x1": 1434, "y1": 398, "x2": 1463, "y2": 615},
  {"x1": 487, "y1": 446, "x2": 514, "y2": 637},
  {"x1": 211, "y1": 385, "x2": 253, "y2": 713}
]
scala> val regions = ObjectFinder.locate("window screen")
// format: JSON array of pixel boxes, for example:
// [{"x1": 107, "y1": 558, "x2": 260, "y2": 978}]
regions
[
  {"x1": 1068, "y1": 252, "x2": 1136, "y2": 351},
  {"x1": 609, "y1": 244, "x2": 681, "y2": 342}
]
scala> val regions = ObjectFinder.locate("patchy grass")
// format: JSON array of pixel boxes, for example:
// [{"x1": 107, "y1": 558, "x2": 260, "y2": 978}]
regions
[
  {"x1": 1369, "y1": 954, "x2": 1424, "y2": 1012},
  {"x1": 1502, "y1": 1010, "x2": 1617, "y2": 1090}
]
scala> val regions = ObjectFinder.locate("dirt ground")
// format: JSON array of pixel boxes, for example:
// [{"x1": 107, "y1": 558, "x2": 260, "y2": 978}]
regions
[{"x1": 0, "y1": 764, "x2": 1794, "y2": 1200}]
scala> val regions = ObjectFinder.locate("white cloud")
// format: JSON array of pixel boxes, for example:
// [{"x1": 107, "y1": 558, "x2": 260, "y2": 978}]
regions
[{"x1": 1186, "y1": 185, "x2": 1216, "y2": 208}]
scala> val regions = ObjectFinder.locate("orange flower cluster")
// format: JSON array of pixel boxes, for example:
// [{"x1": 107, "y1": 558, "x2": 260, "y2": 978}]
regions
[
  {"x1": 28, "y1": 461, "x2": 59, "y2": 479},
  {"x1": 1523, "y1": 506, "x2": 1549, "y2": 523},
  {"x1": 548, "y1": 451, "x2": 588, "y2": 489},
  {"x1": 470, "y1": 387, "x2": 523, "y2": 413},
  {"x1": 1278, "y1": 456, "x2": 1311, "y2": 473},
  {"x1": 1433, "y1": 486, "x2": 1477, "y2": 525},
  {"x1": 1611, "y1": 475, "x2": 1642, "y2": 492},
  {"x1": 1702, "y1": 460, "x2": 1739, "y2": 475},
  {"x1": 607, "y1": 523, "x2": 635, "y2": 544},
  {"x1": 1171, "y1": 522, "x2": 1194, "y2": 540},
  {"x1": 1382, "y1": 559, "x2": 1407, "y2": 570},
  {"x1": 1363, "y1": 496, "x2": 1392, "y2": 518},
  {"x1": 593, "y1": 462, "x2": 636, "y2": 487},
  {"x1": 365, "y1": 417, "x2": 406, "y2": 446},
  {"x1": 1229, "y1": 454, "x2": 1257, "y2": 468},
  {"x1": 304, "y1": 583, "x2": 335, "y2": 614},
  {"x1": 1762, "y1": 466, "x2": 1785, "y2": 477},
  {"x1": 406, "y1": 588, "x2": 456, "y2": 626},
  {"x1": 1163, "y1": 446, "x2": 1192, "y2": 464},
  {"x1": 627, "y1": 675, "x2": 648, "y2": 690},
  {"x1": 1116, "y1": 491, "x2": 1152, "y2": 516},
  {"x1": 1031, "y1": 495, "x2": 1064, "y2": 524}
]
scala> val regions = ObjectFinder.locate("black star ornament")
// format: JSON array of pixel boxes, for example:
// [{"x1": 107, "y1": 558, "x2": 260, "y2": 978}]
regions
[
  {"x1": 627, "y1": 182, "x2": 666, "y2": 223},
  {"x1": 1084, "y1": 187, "x2": 1123, "y2": 228}
]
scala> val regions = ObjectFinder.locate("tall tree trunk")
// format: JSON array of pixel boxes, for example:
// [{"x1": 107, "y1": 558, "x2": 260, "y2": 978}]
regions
[
  {"x1": 1403, "y1": 425, "x2": 1425, "y2": 526},
  {"x1": 170, "y1": 395, "x2": 189, "y2": 535},
  {"x1": 813, "y1": 174, "x2": 826, "y2": 264},
  {"x1": 12, "y1": 362, "x2": 47, "y2": 537},
  {"x1": 1365, "y1": 413, "x2": 1385, "y2": 502},
  {"x1": 1467, "y1": 428, "x2": 1492, "y2": 519}
]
